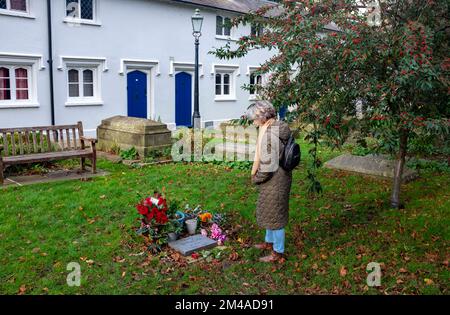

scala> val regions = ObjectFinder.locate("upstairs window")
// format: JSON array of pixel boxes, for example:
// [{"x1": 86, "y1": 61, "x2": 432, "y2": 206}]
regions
[
  {"x1": 66, "y1": 0, "x2": 94, "y2": 20},
  {"x1": 251, "y1": 23, "x2": 264, "y2": 37},
  {"x1": 0, "y1": 0, "x2": 28, "y2": 12},
  {"x1": 216, "y1": 16, "x2": 231, "y2": 36}
]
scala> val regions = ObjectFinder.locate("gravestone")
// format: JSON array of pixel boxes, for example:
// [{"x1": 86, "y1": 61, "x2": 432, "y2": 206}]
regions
[
  {"x1": 324, "y1": 154, "x2": 418, "y2": 182},
  {"x1": 168, "y1": 234, "x2": 217, "y2": 256},
  {"x1": 97, "y1": 115, "x2": 172, "y2": 157}
]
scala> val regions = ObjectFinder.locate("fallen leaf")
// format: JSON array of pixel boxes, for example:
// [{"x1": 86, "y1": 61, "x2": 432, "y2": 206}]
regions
[
  {"x1": 100, "y1": 195, "x2": 106, "y2": 199},
  {"x1": 18, "y1": 285, "x2": 26, "y2": 295},
  {"x1": 424, "y1": 278, "x2": 434, "y2": 285},
  {"x1": 121, "y1": 271, "x2": 126, "y2": 278},
  {"x1": 399, "y1": 268, "x2": 408, "y2": 273},
  {"x1": 340, "y1": 266, "x2": 348, "y2": 277},
  {"x1": 32, "y1": 247, "x2": 40, "y2": 254}
]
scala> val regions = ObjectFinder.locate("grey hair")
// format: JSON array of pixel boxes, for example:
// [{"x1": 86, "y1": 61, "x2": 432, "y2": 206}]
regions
[{"x1": 246, "y1": 100, "x2": 277, "y2": 122}]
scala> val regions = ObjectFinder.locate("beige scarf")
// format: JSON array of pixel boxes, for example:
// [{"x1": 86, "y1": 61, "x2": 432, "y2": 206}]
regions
[{"x1": 252, "y1": 118, "x2": 275, "y2": 176}]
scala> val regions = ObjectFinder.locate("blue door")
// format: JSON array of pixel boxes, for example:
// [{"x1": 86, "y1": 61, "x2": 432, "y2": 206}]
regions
[
  {"x1": 175, "y1": 72, "x2": 192, "y2": 127},
  {"x1": 127, "y1": 70, "x2": 147, "y2": 119}
]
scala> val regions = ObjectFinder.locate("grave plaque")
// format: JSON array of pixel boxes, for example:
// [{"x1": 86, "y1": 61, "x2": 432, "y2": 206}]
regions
[{"x1": 168, "y1": 234, "x2": 217, "y2": 256}]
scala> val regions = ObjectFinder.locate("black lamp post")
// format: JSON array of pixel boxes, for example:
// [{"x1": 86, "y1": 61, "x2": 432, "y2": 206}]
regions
[{"x1": 191, "y1": 9, "x2": 203, "y2": 129}]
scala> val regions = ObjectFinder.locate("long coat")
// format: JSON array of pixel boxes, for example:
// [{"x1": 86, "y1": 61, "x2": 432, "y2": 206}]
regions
[{"x1": 251, "y1": 120, "x2": 293, "y2": 230}]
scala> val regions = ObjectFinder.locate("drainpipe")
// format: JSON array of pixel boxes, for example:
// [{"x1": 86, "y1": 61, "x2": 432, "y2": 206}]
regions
[{"x1": 46, "y1": 0, "x2": 55, "y2": 125}]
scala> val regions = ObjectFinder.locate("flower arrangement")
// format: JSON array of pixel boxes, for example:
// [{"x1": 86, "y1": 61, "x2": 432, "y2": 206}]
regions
[{"x1": 136, "y1": 191, "x2": 169, "y2": 225}]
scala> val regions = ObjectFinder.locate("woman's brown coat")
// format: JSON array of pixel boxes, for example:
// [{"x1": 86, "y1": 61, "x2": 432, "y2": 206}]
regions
[{"x1": 251, "y1": 120, "x2": 292, "y2": 230}]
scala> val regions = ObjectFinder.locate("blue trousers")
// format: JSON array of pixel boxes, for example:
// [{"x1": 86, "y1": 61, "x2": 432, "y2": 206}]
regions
[{"x1": 265, "y1": 228, "x2": 285, "y2": 254}]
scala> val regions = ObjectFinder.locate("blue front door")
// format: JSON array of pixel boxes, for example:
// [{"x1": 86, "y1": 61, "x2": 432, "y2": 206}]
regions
[
  {"x1": 175, "y1": 72, "x2": 192, "y2": 127},
  {"x1": 127, "y1": 70, "x2": 147, "y2": 119}
]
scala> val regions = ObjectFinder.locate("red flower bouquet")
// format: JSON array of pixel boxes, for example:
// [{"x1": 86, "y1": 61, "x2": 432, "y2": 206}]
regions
[{"x1": 136, "y1": 192, "x2": 169, "y2": 226}]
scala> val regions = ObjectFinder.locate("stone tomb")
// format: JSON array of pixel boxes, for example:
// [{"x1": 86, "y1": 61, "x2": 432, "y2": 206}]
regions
[
  {"x1": 168, "y1": 234, "x2": 218, "y2": 256},
  {"x1": 324, "y1": 154, "x2": 418, "y2": 182},
  {"x1": 97, "y1": 115, "x2": 172, "y2": 157}
]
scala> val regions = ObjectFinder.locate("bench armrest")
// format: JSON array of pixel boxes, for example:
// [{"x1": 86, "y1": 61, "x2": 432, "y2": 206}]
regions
[{"x1": 80, "y1": 136, "x2": 98, "y2": 144}]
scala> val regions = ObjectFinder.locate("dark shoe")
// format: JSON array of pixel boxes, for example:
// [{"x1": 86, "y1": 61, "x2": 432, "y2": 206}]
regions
[
  {"x1": 253, "y1": 242, "x2": 273, "y2": 250},
  {"x1": 259, "y1": 251, "x2": 285, "y2": 263}
]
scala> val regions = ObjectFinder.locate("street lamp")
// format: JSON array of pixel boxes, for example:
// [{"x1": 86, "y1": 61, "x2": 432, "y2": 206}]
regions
[{"x1": 191, "y1": 9, "x2": 203, "y2": 129}]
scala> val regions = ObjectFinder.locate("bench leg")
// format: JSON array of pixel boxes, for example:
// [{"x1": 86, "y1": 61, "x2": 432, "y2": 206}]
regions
[
  {"x1": 81, "y1": 158, "x2": 86, "y2": 171},
  {"x1": 91, "y1": 157, "x2": 96, "y2": 174}
]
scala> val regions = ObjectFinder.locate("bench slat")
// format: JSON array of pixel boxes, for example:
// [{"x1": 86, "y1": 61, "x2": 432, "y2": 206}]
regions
[
  {"x1": 2, "y1": 132, "x2": 8, "y2": 157},
  {"x1": 66, "y1": 129, "x2": 71, "y2": 150},
  {"x1": 11, "y1": 132, "x2": 16, "y2": 156},
  {"x1": 72, "y1": 128, "x2": 77, "y2": 149},
  {"x1": 40, "y1": 131, "x2": 44, "y2": 153},
  {"x1": 0, "y1": 124, "x2": 80, "y2": 134},
  {"x1": 3, "y1": 149, "x2": 93, "y2": 165},
  {"x1": 32, "y1": 131, "x2": 38, "y2": 153},
  {"x1": 18, "y1": 131, "x2": 24, "y2": 155},
  {"x1": 46, "y1": 130, "x2": 51, "y2": 152},
  {"x1": 59, "y1": 129, "x2": 65, "y2": 151}
]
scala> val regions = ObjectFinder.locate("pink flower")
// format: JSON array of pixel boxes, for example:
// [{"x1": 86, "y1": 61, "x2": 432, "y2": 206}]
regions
[{"x1": 201, "y1": 229, "x2": 208, "y2": 237}]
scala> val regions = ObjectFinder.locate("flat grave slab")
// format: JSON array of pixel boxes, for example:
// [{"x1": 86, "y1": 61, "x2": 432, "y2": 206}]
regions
[
  {"x1": 168, "y1": 234, "x2": 218, "y2": 256},
  {"x1": 324, "y1": 154, "x2": 418, "y2": 182}
]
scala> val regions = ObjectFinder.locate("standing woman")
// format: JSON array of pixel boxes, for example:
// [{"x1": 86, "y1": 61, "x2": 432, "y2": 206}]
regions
[{"x1": 248, "y1": 101, "x2": 293, "y2": 263}]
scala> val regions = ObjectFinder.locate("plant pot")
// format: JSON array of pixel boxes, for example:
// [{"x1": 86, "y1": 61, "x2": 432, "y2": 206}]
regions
[
  {"x1": 185, "y1": 219, "x2": 198, "y2": 235},
  {"x1": 167, "y1": 232, "x2": 178, "y2": 242}
]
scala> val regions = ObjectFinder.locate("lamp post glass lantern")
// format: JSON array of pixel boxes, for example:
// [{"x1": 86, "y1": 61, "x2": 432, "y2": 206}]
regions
[{"x1": 192, "y1": 9, "x2": 203, "y2": 129}]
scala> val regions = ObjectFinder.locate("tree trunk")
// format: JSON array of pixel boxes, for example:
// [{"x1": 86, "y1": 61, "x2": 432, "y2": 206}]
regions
[{"x1": 391, "y1": 129, "x2": 409, "y2": 209}]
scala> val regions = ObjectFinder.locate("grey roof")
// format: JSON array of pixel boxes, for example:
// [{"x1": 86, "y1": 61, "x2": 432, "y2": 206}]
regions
[
  {"x1": 168, "y1": 0, "x2": 278, "y2": 14},
  {"x1": 168, "y1": 0, "x2": 339, "y2": 31}
]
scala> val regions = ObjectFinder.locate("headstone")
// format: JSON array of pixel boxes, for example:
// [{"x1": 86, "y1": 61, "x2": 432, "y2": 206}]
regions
[
  {"x1": 168, "y1": 234, "x2": 217, "y2": 256},
  {"x1": 324, "y1": 154, "x2": 418, "y2": 182},
  {"x1": 97, "y1": 115, "x2": 172, "y2": 157}
]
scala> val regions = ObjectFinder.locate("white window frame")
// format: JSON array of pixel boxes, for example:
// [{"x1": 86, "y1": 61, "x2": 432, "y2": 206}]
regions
[
  {"x1": 212, "y1": 65, "x2": 239, "y2": 102},
  {"x1": 0, "y1": 0, "x2": 33, "y2": 18},
  {"x1": 247, "y1": 66, "x2": 265, "y2": 100},
  {"x1": 64, "y1": 0, "x2": 101, "y2": 26},
  {"x1": 215, "y1": 15, "x2": 237, "y2": 41},
  {"x1": 0, "y1": 54, "x2": 40, "y2": 108},
  {"x1": 62, "y1": 59, "x2": 103, "y2": 106}
]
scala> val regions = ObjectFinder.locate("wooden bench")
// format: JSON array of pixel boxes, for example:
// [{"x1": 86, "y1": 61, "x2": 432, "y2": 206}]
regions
[{"x1": 0, "y1": 121, "x2": 97, "y2": 185}]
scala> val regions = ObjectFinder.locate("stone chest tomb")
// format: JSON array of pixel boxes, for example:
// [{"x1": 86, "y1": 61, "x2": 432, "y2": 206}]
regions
[{"x1": 97, "y1": 116, "x2": 172, "y2": 157}]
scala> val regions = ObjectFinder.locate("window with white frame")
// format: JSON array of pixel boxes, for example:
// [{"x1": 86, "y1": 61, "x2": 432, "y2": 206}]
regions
[
  {"x1": 249, "y1": 72, "x2": 263, "y2": 97},
  {"x1": 66, "y1": 65, "x2": 101, "y2": 105},
  {"x1": 66, "y1": 0, "x2": 95, "y2": 21},
  {"x1": 251, "y1": 23, "x2": 264, "y2": 37},
  {"x1": 215, "y1": 72, "x2": 231, "y2": 96},
  {"x1": 0, "y1": 0, "x2": 27, "y2": 12},
  {"x1": 0, "y1": 65, "x2": 33, "y2": 105},
  {"x1": 216, "y1": 15, "x2": 231, "y2": 37}
]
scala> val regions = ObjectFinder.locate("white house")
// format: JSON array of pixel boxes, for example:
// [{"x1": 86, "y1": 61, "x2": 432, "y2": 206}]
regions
[{"x1": 0, "y1": 0, "x2": 278, "y2": 136}]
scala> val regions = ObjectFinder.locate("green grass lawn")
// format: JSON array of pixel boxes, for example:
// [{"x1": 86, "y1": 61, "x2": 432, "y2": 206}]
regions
[{"x1": 0, "y1": 145, "x2": 448, "y2": 295}]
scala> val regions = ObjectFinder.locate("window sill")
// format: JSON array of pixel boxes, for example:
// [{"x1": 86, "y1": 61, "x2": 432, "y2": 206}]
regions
[
  {"x1": 214, "y1": 97, "x2": 237, "y2": 102},
  {"x1": 63, "y1": 17, "x2": 102, "y2": 27},
  {"x1": 0, "y1": 9, "x2": 35, "y2": 19},
  {"x1": 215, "y1": 35, "x2": 238, "y2": 42},
  {"x1": 65, "y1": 100, "x2": 104, "y2": 107},
  {"x1": 0, "y1": 102, "x2": 39, "y2": 109}
]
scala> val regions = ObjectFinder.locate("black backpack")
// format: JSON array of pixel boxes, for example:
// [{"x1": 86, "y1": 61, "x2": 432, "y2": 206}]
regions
[{"x1": 280, "y1": 134, "x2": 301, "y2": 171}]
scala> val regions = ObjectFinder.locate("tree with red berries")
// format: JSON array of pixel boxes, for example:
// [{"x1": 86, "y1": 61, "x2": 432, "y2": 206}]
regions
[{"x1": 212, "y1": 0, "x2": 449, "y2": 208}]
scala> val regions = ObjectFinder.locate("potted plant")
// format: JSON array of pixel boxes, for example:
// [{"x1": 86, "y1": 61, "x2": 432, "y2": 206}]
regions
[{"x1": 165, "y1": 220, "x2": 183, "y2": 241}]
